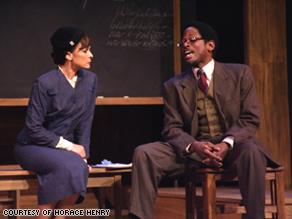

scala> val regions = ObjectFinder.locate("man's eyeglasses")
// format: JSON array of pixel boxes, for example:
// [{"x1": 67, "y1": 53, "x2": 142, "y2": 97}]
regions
[{"x1": 176, "y1": 37, "x2": 204, "y2": 48}]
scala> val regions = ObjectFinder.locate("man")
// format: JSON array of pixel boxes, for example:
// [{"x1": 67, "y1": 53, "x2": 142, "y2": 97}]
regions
[{"x1": 128, "y1": 21, "x2": 279, "y2": 219}]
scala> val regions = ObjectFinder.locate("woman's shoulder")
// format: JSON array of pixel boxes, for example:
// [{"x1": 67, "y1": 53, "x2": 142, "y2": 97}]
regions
[
  {"x1": 78, "y1": 69, "x2": 98, "y2": 87},
  {"x1": 32, "y1": 69, "x2": 60, "y2": 91},
  {"x1": 37, "y1": 68, "x2": 60, "y2": 83},
  {"x1": 78, "y1": 69, "x2": 97, "y2": 79}
]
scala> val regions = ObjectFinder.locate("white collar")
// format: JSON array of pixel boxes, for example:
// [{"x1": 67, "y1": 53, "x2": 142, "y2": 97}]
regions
[
  {"x1": 192, "y1": 59, "x2": 215, "y2": 81},
  {"x1": 58, "y1": 66, "x2": 77, "y2": 88}
]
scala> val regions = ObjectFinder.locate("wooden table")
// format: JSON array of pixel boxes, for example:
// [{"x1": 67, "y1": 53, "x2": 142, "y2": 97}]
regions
[{"x1": 0, "y1": 165, "x2": 131, "y2": 219}]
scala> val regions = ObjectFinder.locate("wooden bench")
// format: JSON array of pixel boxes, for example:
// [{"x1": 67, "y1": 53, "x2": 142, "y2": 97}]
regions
[{"x1": 0, "y1": 165, "x2": 131, "y2": 219}]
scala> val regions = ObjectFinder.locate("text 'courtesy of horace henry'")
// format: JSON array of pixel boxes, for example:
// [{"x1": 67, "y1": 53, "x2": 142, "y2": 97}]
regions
[{"x1": 3, "y1": 209, "x2": 111, "y2": 217}]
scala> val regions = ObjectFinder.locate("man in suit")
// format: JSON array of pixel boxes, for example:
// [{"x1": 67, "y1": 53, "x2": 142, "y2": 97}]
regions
[{"x1": 128, "y1": 21, "x2": 279, "y2": 219}]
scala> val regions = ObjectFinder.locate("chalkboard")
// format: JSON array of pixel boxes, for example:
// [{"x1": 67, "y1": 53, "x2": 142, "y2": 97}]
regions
[{"x1": 0, "y1": 0, "x2": 175, "y2": 98}]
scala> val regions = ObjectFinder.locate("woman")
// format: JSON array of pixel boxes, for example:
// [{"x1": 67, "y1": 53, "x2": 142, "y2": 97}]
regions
[{"x1": 14, "y1": 26, "x2": 97, "y2": 218}]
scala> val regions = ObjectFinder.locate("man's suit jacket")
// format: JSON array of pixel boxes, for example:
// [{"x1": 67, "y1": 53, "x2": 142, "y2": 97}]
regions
[{"x1": 161, "y1": 61, "x2": 277, "y2": 165}]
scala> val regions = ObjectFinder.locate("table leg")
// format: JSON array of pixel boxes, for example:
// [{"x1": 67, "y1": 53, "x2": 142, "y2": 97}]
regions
[{"x1": 113, "y1": 175, "x2": 122, "y2": 219}]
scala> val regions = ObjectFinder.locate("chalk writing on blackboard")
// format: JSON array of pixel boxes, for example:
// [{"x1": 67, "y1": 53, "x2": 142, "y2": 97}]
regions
[{"x1": 106, "y1": 3, "x2": 173, "y2": 49}]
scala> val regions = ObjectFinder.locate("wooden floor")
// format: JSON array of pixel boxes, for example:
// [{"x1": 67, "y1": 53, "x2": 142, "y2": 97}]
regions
[
  {"x1": 1, "y1": 186, "x2": 292, "y2": 219},
  {"x1": 154, "y1": 186, "x2": 292, "y2": 219}
]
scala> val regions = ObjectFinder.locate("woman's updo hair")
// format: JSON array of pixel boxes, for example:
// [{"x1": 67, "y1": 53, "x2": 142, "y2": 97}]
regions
[{"x1": 50, "y1": 26, "x2": 91, "y2": 65}]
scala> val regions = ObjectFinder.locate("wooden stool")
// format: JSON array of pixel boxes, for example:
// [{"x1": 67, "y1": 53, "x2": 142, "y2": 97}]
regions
[{"x1": 185, "y1": 164, "x2": 285, "y2": 219}]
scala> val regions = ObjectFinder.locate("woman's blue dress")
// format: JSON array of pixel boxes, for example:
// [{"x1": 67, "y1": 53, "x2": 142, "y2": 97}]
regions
[{"x1": 14, "y1": 68, "x2": 97, "y2": 205}]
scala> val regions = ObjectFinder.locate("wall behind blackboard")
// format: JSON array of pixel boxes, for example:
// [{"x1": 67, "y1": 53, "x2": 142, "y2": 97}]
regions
[{"x1": 0, "y1": 0, "x2": 174, "y2": 98}]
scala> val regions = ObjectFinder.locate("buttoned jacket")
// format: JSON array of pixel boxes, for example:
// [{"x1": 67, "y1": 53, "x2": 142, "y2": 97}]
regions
[{"x1": 16, "y1": 68, "x2": 97, "y2": 158}]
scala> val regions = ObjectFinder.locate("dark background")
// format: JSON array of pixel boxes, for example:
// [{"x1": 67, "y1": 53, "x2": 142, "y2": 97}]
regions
[{"x1": 0, "y1": 0, "x2": 174, "y2": 98}]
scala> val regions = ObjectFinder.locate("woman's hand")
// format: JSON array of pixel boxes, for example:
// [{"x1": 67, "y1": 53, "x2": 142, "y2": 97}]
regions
[{"x1": 71, "y1": 144, "x2": 86, "y2": 158}]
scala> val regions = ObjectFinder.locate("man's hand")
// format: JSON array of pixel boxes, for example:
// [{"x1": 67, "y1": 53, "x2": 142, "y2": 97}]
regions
[
  {"x1": 71, "y1": 144, "x2": 86, "y2": 158},
  {"x1": 203, "y1": 142, "x2": 230, "y2": 168},
  {"x1": 189, "y1": 141, "x2": 222, "y2": 163}
]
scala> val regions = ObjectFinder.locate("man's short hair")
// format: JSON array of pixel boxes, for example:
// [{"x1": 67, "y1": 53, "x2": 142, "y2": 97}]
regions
[{"x1": 182, "y1": 21, "x2": 219, "y2": 57}]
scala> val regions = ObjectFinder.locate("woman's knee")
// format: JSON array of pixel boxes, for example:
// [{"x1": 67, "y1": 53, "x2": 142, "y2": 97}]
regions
[{"x1": 71, "y1": 159, "x2": 88, "y2": 171}]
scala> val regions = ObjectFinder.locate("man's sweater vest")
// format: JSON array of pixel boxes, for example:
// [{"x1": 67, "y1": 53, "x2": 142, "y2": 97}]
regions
[{"x1": 196, "y1": 77, "x2": 223, "y2": 138}]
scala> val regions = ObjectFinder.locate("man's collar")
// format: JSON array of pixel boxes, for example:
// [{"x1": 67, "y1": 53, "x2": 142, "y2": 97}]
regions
[{"x1": 192, "y1": 59, "x2": 215, "y2": 80}]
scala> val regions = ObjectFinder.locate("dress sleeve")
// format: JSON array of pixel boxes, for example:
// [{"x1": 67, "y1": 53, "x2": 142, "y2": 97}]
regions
[
  {"x1": 55, "y1": 136, "x2": 73, "y2": 150},
  {"x1": 23, "y1": 79, "x2": 60, "y2": 147}
]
